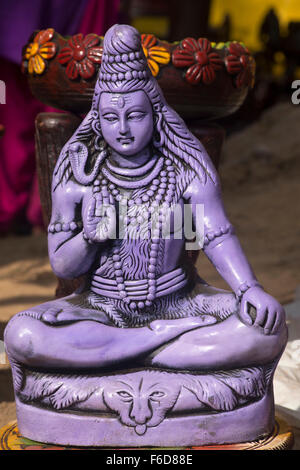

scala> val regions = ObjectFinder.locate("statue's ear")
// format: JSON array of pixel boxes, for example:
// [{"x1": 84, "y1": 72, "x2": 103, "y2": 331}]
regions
[
  {"x1": 154, "y1": 111, "x2": 163, "y2": 133},
  {"x1": 153, "y1": 111, "x2": 164, "y2": 149}
]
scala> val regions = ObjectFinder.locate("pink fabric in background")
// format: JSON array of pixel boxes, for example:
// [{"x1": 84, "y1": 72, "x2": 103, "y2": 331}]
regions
[
  {"x1": 0, "y1": 0, "x2": 120, "y2": 234},
  {"x1": 0, "y1": 58, "x2": 45, "y2": 232}
]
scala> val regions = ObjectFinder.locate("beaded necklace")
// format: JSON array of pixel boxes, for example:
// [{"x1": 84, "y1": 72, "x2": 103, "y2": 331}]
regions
[{"x1": 93, "y1": 156, "x2": 177, "y2": 310}]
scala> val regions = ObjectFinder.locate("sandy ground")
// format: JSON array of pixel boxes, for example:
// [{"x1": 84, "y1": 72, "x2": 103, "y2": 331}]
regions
[
  {"x1": 0, "y1": 234, "x2": 57, "y2": 433},
  {"x1": 0, "y1": 100, "x2": 299, "y2": 448}
]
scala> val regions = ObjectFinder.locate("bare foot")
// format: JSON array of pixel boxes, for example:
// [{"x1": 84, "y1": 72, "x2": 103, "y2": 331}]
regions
[
  {"x1": 41, "y1": 306, "x2": 107, "y2": 324},
  {"x1": 42, "y1": 307, "x2": 63, "y2": 324},
  {"x1": 149, "y1": 315, "x2": 217, "y2": 336}
]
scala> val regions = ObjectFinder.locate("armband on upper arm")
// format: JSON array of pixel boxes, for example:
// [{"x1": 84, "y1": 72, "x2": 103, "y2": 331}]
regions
[
  {"x1": 48, "y1": 220, "x2": 83, "y2": 233},
  {"x1": 203, "y1": 224, "x2": 234, "y2": 248}
]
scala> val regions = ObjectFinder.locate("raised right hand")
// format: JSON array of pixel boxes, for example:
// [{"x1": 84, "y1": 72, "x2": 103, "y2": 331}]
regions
[{"x1": 83, "y1": 192, "x2": 116, "y2": 243}]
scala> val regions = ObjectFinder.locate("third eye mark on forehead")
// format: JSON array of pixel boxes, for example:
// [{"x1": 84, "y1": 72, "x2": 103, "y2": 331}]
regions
[{"x1": 110, "y1": 94, "x2": 132, "y2": 109}]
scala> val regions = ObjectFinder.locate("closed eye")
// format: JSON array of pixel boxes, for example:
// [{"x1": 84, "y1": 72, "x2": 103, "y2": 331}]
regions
[
  {"x1": 127, "y1": 112, "x2": 146, "y2": 121},
  {"x1": 150, "y1": 391, "x2": 165, "y2": 400},
  {"x1": 102, "y1": 113, "x2": 119, "y2": 122},
  {"x1": 117, "y1": 390, "x2": 133, "y2": 400}
]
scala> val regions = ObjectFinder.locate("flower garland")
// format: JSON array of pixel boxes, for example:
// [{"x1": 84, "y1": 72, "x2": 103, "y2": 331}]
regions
[{"x1": 22, "y1": 29, "x2": 255, "y2": 89}]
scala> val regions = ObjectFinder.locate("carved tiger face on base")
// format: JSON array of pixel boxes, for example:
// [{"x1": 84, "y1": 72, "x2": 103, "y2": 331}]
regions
[{"x1": 102, "y1": 372, "x2": 182, "y2": 435}]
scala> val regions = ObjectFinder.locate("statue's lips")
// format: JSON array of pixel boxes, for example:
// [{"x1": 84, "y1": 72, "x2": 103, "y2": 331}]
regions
[{"x1": 117, "y1": 137, "x2": 134, "y2": 145}]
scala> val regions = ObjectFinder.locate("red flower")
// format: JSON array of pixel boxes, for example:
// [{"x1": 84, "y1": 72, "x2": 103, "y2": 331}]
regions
[
  {"x1": 58, "y1": 33, "x2": 103, "y2": 80},
  {"x1": 225, "y1": 42, "x2": 255, "y2": 88},
  {"x1": 172, "y1": 38, "x2": 223, "y2": 85}
]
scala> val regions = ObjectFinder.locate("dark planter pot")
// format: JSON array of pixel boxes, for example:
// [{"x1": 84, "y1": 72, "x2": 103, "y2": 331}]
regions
[{"x1": 22, "y1": 29, "x2": 255, "y2": 120}]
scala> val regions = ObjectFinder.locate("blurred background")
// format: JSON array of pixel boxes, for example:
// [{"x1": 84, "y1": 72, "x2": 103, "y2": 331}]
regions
[{"x1": 0, "y1": 0, "x2": 300, "y2": 447}]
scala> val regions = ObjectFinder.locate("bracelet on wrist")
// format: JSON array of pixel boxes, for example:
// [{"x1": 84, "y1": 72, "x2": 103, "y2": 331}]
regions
[
  {"x1": 236, "y1": 280, "x2": 261, "y2": 300},
  {"x1": 82, "y1": 230, "x2": 94, "y2": 245}
]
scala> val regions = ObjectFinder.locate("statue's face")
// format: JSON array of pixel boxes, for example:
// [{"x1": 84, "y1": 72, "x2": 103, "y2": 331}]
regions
[{"x1": 99, "y1": 90, "x2": 154, "y2": 156}]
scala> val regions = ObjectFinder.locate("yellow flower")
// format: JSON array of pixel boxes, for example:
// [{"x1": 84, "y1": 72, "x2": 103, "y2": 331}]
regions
[
  {"x1": 141, "y1": 34, "x2": 170, "y2": 77},
  {"x1": 25, "y1": 28, "x2": 56, "y2": 74}
]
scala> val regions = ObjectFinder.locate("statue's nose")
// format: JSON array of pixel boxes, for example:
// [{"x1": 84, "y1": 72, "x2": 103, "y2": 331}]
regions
[
  {"x1": 129, "y1": 399, "x2": 152, "y2": 424},
  {"x1": 119, "y1": 116, "x2": 130, "y2": 135}
]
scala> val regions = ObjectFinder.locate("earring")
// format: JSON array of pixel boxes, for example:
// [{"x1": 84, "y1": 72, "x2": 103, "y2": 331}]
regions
[{"x1": 153, "y1": 131, "x2": 163, "y2": 149}]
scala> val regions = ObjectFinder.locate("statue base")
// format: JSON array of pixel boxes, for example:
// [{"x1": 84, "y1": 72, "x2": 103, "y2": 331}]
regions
[
  {"x1": 15, "y1": 392, "x2": 275, "y2": 448},
  {"x1": 0, "y1": 417, "x2": 294, "y2": 450}
]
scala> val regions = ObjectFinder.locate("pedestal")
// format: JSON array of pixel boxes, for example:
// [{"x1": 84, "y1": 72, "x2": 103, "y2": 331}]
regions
[{"x1": 0, "y1": 418, "x2": 294, "y2": 450}]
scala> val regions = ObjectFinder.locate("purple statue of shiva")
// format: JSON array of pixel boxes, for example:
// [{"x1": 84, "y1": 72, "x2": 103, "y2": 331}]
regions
[{"x1": 5, "y1": 25, "x2": 287, "y2": 447}]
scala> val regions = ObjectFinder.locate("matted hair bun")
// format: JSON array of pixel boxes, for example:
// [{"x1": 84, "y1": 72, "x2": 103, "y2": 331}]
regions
[
  {"x1": 103, "y1": 24, "x2": 141, "y2": 54},
  {"x1": 97, "y1": 24, "x2": 151, "y2": 92}
]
